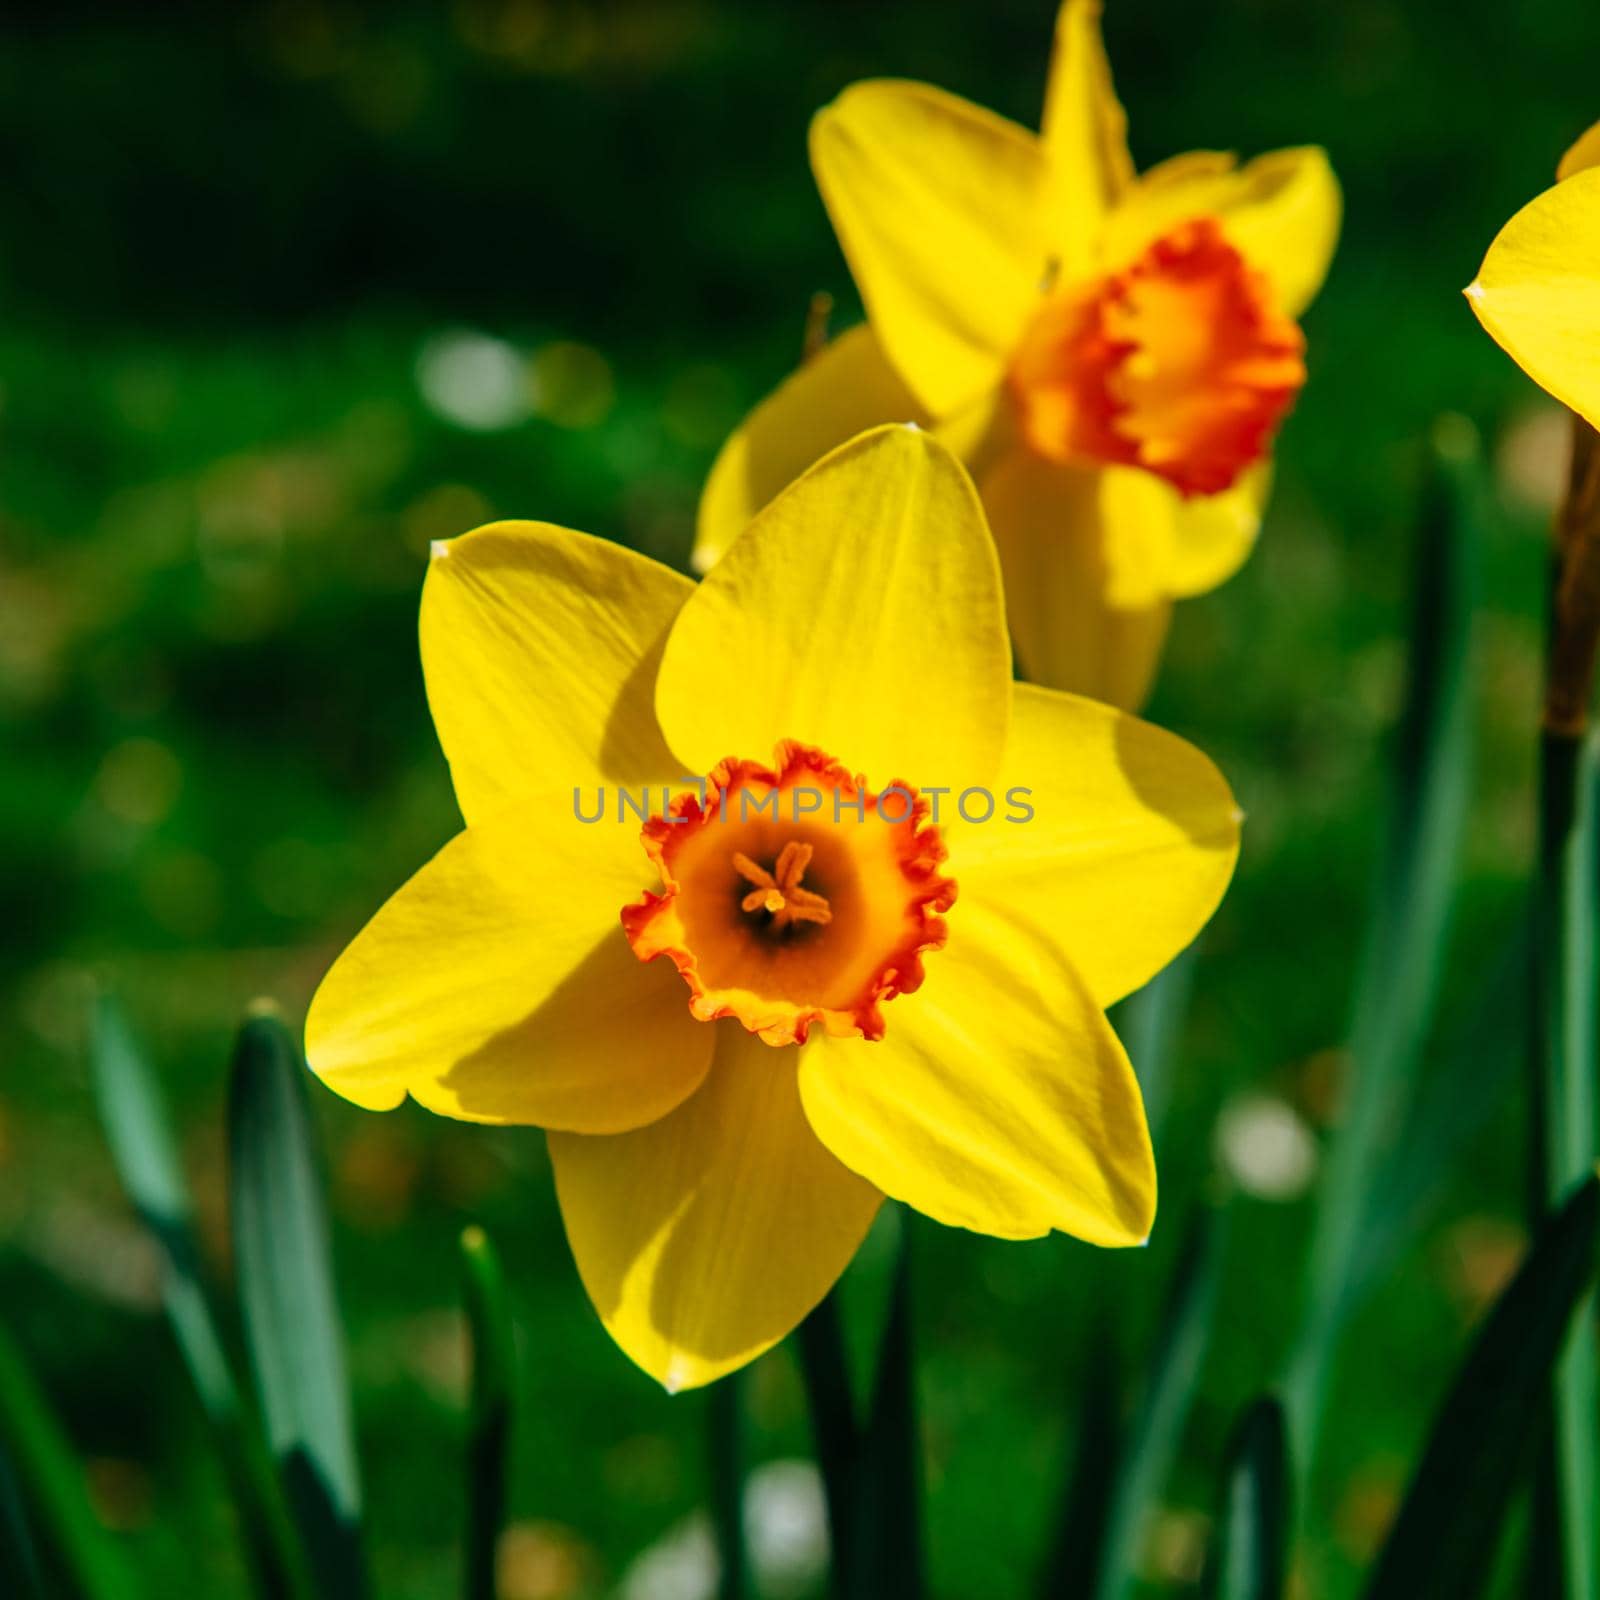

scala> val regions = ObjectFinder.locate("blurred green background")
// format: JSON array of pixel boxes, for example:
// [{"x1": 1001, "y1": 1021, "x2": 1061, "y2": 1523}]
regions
[{"x1": 1, "y1": 1, "x2": 1593, "y2": 1595}]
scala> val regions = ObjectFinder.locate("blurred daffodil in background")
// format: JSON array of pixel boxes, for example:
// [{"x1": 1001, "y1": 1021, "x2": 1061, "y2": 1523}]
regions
[
  {"x1": 694, "y1": 0, "x2": 1340, "y2": 709},
  {"x1": 306, "y1": 425, "x2": 1239, "y2": 1389}
]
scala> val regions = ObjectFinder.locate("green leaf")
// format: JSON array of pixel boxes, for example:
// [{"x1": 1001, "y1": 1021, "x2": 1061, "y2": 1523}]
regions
[
  {"x1": 1035, "y1": 1315, "x2": 1122, "y2": 1598},
  {"x1": 1364, "y1": 1169, "x2": 1600, "y2": 1600},
  {"x1": 1350, "y1": 911, "x2": 1532, "y2": 1301},
  {"x1": 459, "y1": 1227, "x2": 514, "y2": 1600},
  {"x1": 1203, "y1": 1398, "x2": 1290, "y2": 1600},
  {"x1": 708, "y1": 1372, "x2": 748, "y2": 1600},
  {"x1": 0, "y1": 1441, "x2": 45, "y2": 1598},
  {"x1": 0, "y1": 1323, "x2": 135, "y2": 1600},
  {"x1": 795, "y1": 1291, "x2": 858, "y2": 1583},
  {"x1": 1091, "y1": 1210, "x2": 1223, "y2": 1600},
  {"x1": 1530, "y1": 729, "x2": 1600, "y2": 1599},
  {"x1": 1112, "y1": 943, "x2": 1197, "y2": 1156},
  {"x1": 1284, "y1": 417, "x2": 1481, "y2": 1468},
  {"x1": 850, "y1": 1216, "x2": 922, "y2": 1600},
  {"x1": 92, "y1": 993, "x2": 302, "y2": 1600},
  {"x1": 229, "y1": 1007, "x2": 368, "y2": 1600}
]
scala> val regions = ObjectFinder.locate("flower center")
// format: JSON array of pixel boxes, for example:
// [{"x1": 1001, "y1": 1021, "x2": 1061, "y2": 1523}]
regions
[
  {"x1": 733, "y1": 842, "x2": 833, "y2": 930},
  {"x1": 621, "y1": 742, "x2": 955, "y2": 1047},
  {"x1": 1008, "y1": 218, "x2": 1306, "y2": 498}
]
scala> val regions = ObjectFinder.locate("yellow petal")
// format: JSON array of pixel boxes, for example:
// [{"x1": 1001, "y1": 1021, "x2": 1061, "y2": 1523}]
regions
[
  {"x1": 658, "y1": 425, "x2": 1012, "y2": 790},
  {"x1": 980, "y1": 449, "x2": 1172, "y2": 710},
  {"x1": 306, "y1": 801, "x2": 712, "y2": 1131},
  {"x1": 549, "y1": 1025, "x2": 881, "y2": 1390},
  {"x1": 800, "y1": 897, "x2": 1154, "y2": 1244},
  {"x1": 692, "y1": 324, "x2": 926, "y2": 576},
  {"x1": 1041, "y1": 0, "x2": 1135, "y2": 274},
  {"x1": 422, "y1": 522, "x2": 691, "y2": 825},
  {"x1": 1468, "y1": 168, "x2": 1600, "y2": 432},
  {"x1": 952, "y1": 681, "x2": 1240, "y2": 1008},
  {"x1": 1145, "y1": 464, "x2": 1267, "y2": 601},
  {"x1": 811, "y1": 80, "x2": 1052, "y2": 417},
  {"x1": 1558, "y1": 120, "x2": 1600, "y2": 182},
  {"x1": 1101, "y1": 146, "x2": 1341, "y2": 318}
]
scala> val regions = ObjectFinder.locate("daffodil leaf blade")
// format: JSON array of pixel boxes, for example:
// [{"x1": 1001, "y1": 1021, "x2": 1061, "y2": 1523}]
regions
[
  {"x1": 0, "y1": 1441, "x2": 46, "y2": 1599},
  {"x1": 460, "y1": 1226, "x2": 514, "y2": 1600},
  {"x1": 1363, "y1": 1169, "x2": 1600, "y2": 1600},
  {"x1": 850, "y1": 1217, "x2": 923, "y2": 1600},
  {"x1": 1202, "y1": 1397, "x2": 1290, "y2": 1600},
  {"x1": 1090, "y1": 1208, "x2": 1223, "y2": 1600},
  {"x1": 1284, "y1": 418, "x2": 1482, "y2": 1458},
  {"x1": 0, "y1": 1323, "x2": 136, "y2": 1600},
  {"x1": 93, "y1": 993, "x2": 305, "y2": 1600},
  {"x1": 229, "y1": 1011, "x2": 368, "y2": 1600}
]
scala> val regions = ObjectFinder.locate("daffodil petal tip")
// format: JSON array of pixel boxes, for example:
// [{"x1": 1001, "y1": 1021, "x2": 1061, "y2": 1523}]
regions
[
  {"x1": 1463, "y1": 281, "x2": 1484, "y2": 301},
  {"x1": 429, "y1": 538, "x2": 451, "y2": 560}
]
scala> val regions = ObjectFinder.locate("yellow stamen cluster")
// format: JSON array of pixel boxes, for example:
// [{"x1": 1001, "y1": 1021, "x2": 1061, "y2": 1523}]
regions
[{"x1": 733, "y1": 840, "x2": 833, "y2": 930}]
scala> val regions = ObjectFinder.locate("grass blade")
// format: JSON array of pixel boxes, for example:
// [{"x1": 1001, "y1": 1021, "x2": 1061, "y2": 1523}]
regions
[
  {"x1": 1283, "y1": 417, "x2": 1480, "y2": 1468},
  {"x1": 460, "y1": 1227, "x2": 513, "y2": 1600},
  {"x1": 850, "y1": 1219, "x2": 921, "y2": 1600},
  {"x1": 0, "y1": 1323, "x2": 135, "y2": 1600},
  {"x1": 229, "y1": 1007, "x2": 367, "y2": 1600},
  {"x1": 1203, "y1": 1398, "x2": 1290, "y2": 1600},
  {"x1": 1364, "y1": 1169, "x2": 1600, "y2": 1599},
  {"x1": 1091, "y1": 1210, "x2": 1223, "y2": 1600},
  {"x1": 92, "y1": 994, "x2": 301, "y2": 1600}
]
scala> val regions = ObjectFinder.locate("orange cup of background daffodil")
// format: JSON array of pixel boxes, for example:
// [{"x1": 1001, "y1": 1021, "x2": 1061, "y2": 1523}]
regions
[
  {"x1": 305, "y1": 426, "x2": 1240, "y2": 1390},
  {"x1": 694, "y1": 0, "x2": 1340, "y2": 712},
  {"x1": 1467, "y1": 118, "x2": 1600, "y2": 427}
]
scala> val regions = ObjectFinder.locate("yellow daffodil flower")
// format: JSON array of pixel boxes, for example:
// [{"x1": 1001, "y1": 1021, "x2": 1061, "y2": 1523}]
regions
[
  {"x1": 306, "y1": 426, "x2": 1240, "y2": 1390},
  {"x1": 1467, "y1": 119, "x2": 1600, "y2": 428},
  {"x1": 693, "y1": 0, "x2": 1340, "y2": 710}
]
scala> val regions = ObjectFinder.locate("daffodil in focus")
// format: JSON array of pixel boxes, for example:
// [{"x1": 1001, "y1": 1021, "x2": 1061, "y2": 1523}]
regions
[
  {"x1": 1466, "y1": 119, "x2": 1600, "y2": 428},
  {"x1": 306, "y1": 426, "x2": 1240, "y2": 1389},
  {"x1": 694, "y1": 0, "x2": 1340, "y2": 710}
]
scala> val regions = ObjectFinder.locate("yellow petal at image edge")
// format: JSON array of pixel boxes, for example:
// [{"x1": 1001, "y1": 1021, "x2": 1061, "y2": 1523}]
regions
[
  {"x1": 1100, "y1": 146, "x2": 1341, "y2": 319},
  {"x1": 659, "y1": 426, "x2": 1012, "y2": 793},
  {"x1": 953, "y1": 681, "x2": 1240, "y2": 1009},
  {"x1": 1469, "y1": 167, "x2": 1600, "y2": 434},
  {"x1": 981, "y1": 450, "x2": 1172, "y2": 711},
  {"x1": 1558, "y1": 120, "x2": 1600, "y2": 182},
  {"x1": 422, "y1": 521, "x2": 692, "y2": 825},
  {"x1": 549, "y1": 1025, "x2": 882, "y2": 1390},
  {"x1": 799, "y1": 896, "x2": 1155, "y2": 1244},
  {"x1": 1040, "y1": 0, "x2": 1134, "y2": 274},
  {"x1": 692, "y1": 324, "x2": 926, "y2": 575},
  {"x1": 305, "y1": 802, "x2": 712, "y2": 1132},
  {"x1": 811, "y1": 80, "x2": 1052, "y2": 418}
]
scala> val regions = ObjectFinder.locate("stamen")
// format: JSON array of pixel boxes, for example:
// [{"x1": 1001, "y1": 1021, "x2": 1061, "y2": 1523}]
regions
[{"x1": 733, "y1": 843, "x2": 833, "y2": 930}]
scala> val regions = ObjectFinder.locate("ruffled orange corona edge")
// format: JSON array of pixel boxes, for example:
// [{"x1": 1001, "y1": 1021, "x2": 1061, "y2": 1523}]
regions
[{"x1": 621, "y1": 741, "x2": 957, "y2": 1046}]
